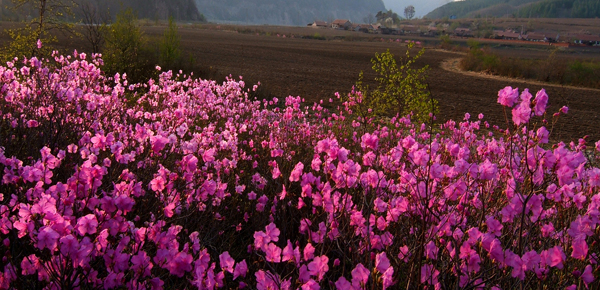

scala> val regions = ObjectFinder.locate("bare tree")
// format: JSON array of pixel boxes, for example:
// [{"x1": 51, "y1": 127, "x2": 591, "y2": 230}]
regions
[
  {"x1": 404, "y1": 5, "x2": 415, "y2": 20},
  {"x1": 79, "y1": 0, "x2": 109, "y2": 53},
  {"x1": 11, "y1": 0, "x2": 75, "y2": 41}
]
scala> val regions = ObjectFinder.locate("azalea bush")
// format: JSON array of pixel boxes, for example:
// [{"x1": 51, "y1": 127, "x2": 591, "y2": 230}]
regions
[{"x1": 0, "y1": 49, "x2": 599, "y2": 290}]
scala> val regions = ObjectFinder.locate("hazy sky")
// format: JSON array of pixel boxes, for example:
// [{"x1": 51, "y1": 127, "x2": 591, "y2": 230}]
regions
[{"x1": 383, "y1": 0, "x2": 452, "y2": 18}]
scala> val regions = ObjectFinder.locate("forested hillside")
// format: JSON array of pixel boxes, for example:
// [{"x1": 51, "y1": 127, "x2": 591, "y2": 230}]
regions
[
  {"x1": 0, "y1": 0, "x2": 205, "y2": 22},
  {"x1": 425, "y1": 0, "x2": 600, "y2": 19},
  {"x1": 517, "y1": 0, "x2": 600, "y2": 18},
  {"x1": 84, "y1": 0, "x2": 205, "y2": 22},
  {"x1": 194, "y1": 0, "x2": 386, "y2": 25}
]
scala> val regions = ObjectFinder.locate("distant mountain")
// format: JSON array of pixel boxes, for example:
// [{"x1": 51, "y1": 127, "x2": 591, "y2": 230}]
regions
[
  {"x1": 0, "y1": 0, "x2": 204, "y2": 23},
  {"x1": 194, "y1": 0, "x2": 386, "y2": 26},
  {"x1": 82, "y1": 0, "x2": 205, "y2": 22},
  {"x1": 425, "y1": 0, "x2": 600, "y2": 19}
]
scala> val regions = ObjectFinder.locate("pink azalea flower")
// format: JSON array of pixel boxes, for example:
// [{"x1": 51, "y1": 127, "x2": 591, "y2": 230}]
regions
[
  {"x1": 382, "y1": 267, "x2": 395, "y2": 289},
  {"x1": 560, "y1": 106, "x2": 568, "y2": 114},
  {"x1": 282, "y1": 240, "x2": 295, "y2": 262},
  {"x1": 104, "y1": 271, "x2": 124, "y2": 289},
  {"x1": 479, "y1": 159, "x2": 498, "y2": 180},
  {"x1": 582, "y1": 265, "x2": 595, "y2": 284},
  {"x1": 505, "y1": 251, "x2": 526, "y2": 280},
  {"x1": 303, "y1": 243, "x2": 315, "y2": 261},
  {"x1": 168, "y1": 252, "x2": 193, "y2": 277},
  {"x1": 21, "y1": 254, "x2": 40, "y2": 275},
  {"x1": 202, "y1": 148, "x2": 216, "y2": 163},
  {"x1": 571, "y1": 239, "x2": 589, "y2": 260},
  {"x1": 533, "y1": 89, "x2": 548, "y2": 116},
  {"x1": 335, "y1": 277, "x2": 353, "y2": 290},
  {"x1": 76, "y1": 214, "x2": 98, "y2": 236},
  {"x1": 542, "y1": 246, "x2": 566, "y2": 269},
  {"x1": 265, "y1": 243, "x2": 282, "y2": 263},
  {"x1": 149, "y1": 176, "x2": 166, "y2": 192},
  {"x1": 255, "y1": 270, "x2": 279, "y2": 290},
  {"x1": 398, "y1": 245, "x2": 410, "y2": 262},
  {"x1": 512, "y1": 101, "x2": 531, "y2": 126},
  {"x1": 375, "y1": 252, "x2": 391, "y2": 273},
  {"x1": 488, "y1": 238, "x2": 504, "y2": 265},
  {"x1": 424, "y1": 241, "x2": 438, "y2": 260},
  {"x1": 420, "y1": 264, "x2": 440, "y2": 285},
  {"x1": 307, "y1": 255, "x2": 329, "y2": 281},
  {"x1": 219, "y1": 251, "x2": 235, "y2": 273},
  {"x1": 131, "y1": 251, "x2": 152, "y2": 277},
  {"x1": 59, "y1": 235, "x2": 79, "y2": 257},
  {"x1": 301, "y1": 279, "x2": 320, "y2": 290},
  {"x1": 150, "y1": 135, "x2": 169, "y2": 152},
  {"x1": 351, "y1": 263, "x2": 369, "y2": 288},
  {"x1": 362, "y1": 151, "x2": 376, "y2": 166},
  {"x1": 413, "y1": 148, "x2": 430, "y2": 166},
  {"x1": 299, "y1": 264, "x2": 311, "y2": 283},
  {"x1": 233, "y1": 260, "x2": 248, "y2": 280},
  {"x1": 459, "y1": 243, "x2": 481, "y2": 273},
  {"x1": 265, "y1": 222, "x2": 280, "y2": 243},
  {"x1": 486, "y1": 216, "x2": 503, "y2": 236},
  {"x1": 360, "y1": 133, "x2": 379, "y2": 150},
  {"x1": 289, "y1": 162, "x2": 304, "y2": 182},
  {"x1": 497, "y1": 86, "x2": 519, "y2": 107}
]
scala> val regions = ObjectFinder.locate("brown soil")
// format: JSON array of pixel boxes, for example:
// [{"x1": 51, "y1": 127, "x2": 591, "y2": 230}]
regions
[{"x1": 157, "y1": 28, "x2": 600, "y2": 142}]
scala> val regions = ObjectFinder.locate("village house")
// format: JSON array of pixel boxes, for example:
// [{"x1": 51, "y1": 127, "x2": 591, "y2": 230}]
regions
[
  {"x1": 423, "y1": 26, "x2": 439, "y2": 36},
  {"x1": 309, "y1": 21, "x2": 328, "y2": 28},
  {"x1": 570, "y1": 34, "x2": 600, "y2": 46},
  {"x1": 401, "y1": 25, "x2": 420, "y2": 35},
  {"x1": 422, "y1": 22, "x2": 439, "y2": 36},
  {"x1": 524, "y1": 32, "x2": 547, "y2": 42},
  {"x1": 378, "y1": 27, "x2": 399, "y2": 35},
  {"x1": 331, "y1": 19, "x2": 352, "y2": 30},
  {"x1": 454, "y1": 28, "x2": 473, "y2": 37},
  {"x1": 493, "y1": 30, "x2": 521, "y2": 40},
  {"x1": 357, "y1": 24, "x2": 375, "y2": 33}
]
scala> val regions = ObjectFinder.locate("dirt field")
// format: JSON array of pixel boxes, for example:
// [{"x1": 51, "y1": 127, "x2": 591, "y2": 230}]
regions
[
  {"x1": 147, "y1": 27, "x2": 600, "y2": 142},
  {"x1": 2, "y1": 22, "x2": 599, "y2": 142}
]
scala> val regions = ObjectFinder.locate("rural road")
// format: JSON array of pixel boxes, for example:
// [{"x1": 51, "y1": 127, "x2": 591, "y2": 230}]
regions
[{"x1": 440, "y1": 56, "x2": 600, "y2": 93}]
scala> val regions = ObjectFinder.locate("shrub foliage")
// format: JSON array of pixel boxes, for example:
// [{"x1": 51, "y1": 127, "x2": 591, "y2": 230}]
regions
[{"x1": 351, "y1": 42, "x2": 438, "y2": 124}]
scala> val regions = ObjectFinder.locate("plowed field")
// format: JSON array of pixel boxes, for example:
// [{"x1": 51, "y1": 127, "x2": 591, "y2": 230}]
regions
[{"x1": 149, "y1": 28, "x2": 600, "y2": 142}]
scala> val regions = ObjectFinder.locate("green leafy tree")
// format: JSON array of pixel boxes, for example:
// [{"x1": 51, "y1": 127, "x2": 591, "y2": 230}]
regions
[
  {"x1": 350, "y1": 42, "x2": 437, "y2": 124},
  {"x1": 404, "y1": 5, "x2": 416, "y2": 20},
  {"x1": 376, "y1": 9, "x2": 401, "y2": 25},
  {"x1": 102, "y1": 7, "x2": 154, "y2": 83},
  {"x1": 159, "y1": 16, "x2": 182, "y2": 68}
]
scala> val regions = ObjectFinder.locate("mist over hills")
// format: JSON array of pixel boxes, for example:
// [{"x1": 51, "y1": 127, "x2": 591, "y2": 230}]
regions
[
  {"x1": 194, "y1": 0, "x2": 386, "y2": 25},
  {"x1": 425, "y1": 0, "x2": 600, "y2": 19}
]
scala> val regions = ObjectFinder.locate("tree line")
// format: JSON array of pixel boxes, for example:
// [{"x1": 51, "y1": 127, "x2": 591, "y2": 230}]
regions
[
  {"x1": 425, "y1": 0, "x2": 600, "y2": 19},
  {"x1": 517, "y1": 0, "x2": 600, "y2": 18}
]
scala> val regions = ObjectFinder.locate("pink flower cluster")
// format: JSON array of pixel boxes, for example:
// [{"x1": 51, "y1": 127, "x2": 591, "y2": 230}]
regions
[{"x1": 0, "y1": 51, "x2": 598, "y2": 289}]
